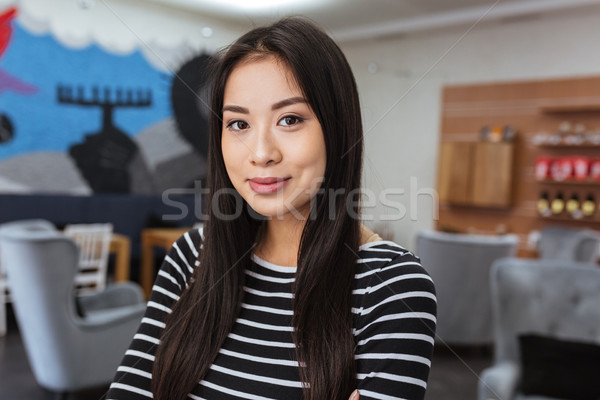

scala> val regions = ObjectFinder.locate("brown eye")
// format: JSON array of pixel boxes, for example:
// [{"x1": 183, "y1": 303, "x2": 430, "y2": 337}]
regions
[
  {"x1": 279, "y1": 116, "x2": 303, "y2": 127},
  {"x1": 228, "y1": 120, "x2": 249, "y2": 131}
]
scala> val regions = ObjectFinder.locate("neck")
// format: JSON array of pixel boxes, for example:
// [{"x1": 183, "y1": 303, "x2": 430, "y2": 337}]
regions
[{"x1": 256, "y1": 214, "x2": 306, "y2": 267}]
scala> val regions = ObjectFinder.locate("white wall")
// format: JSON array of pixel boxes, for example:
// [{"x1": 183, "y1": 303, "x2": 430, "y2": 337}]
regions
[{"x1": 340, "y1": 8, "x2": 600, "y2": 250}]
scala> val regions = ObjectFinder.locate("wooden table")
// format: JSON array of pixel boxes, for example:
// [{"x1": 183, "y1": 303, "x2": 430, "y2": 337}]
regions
[
  {"x1": 109, "y1": 233, "x2": 131, "y2": 282},
  {"x1": 140, "y1": 227, "x2": 192, "y2": 298}
]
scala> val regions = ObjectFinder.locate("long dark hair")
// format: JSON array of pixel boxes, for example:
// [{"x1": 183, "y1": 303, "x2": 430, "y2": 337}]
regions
[{"x1": 153, "y1": 17, "x2": 364, "y2": 400}]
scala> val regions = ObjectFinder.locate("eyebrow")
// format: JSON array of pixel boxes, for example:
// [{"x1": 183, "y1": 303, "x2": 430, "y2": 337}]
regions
[
  {"x1": 271, "y1": 97, "x2": 307, "y2": 111},
  {"x1": 222, "y1": 105, "x2": 249, "y2": 114},
  {"x1": 222, "y1": 97, "x2": 308, "y2": 114}
]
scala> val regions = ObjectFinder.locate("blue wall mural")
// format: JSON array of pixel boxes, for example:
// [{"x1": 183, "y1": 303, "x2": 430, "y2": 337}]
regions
[{"x1": 0, "y1": 6, "x2": 210, "y2": 195}]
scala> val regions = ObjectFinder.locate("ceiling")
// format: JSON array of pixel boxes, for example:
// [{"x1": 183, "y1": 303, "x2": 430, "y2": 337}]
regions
[{"x1": 147, "y1": 0, "x2": 600, "y2": 41}]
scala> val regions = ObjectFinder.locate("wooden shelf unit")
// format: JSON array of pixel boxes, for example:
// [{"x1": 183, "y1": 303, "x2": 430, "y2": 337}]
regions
[
  {"x1": 534, "y1": 143, "x2": 600, "y2": 149},
  {"x1": 537, "y1": 180, "x2": 600, "y2": 186},
  {"x1": 540, "y1": 104, "x2": 600, "y2": 114},
  {"x1": 438, "y1": 75, "x2": 600, "y2": 245},
  {"x1": 539, "y1": 215, "x2": 600, "y2": 224}
]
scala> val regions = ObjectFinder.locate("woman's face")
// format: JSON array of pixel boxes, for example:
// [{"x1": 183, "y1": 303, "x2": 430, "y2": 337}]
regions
[{"x1": 221, "y1": 56, "x2": 326, "y2": 219}]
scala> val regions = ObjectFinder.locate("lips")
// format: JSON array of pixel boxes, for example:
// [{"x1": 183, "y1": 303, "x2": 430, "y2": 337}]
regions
[{"x1": 248, "y1": 177, "x2": 290, "y2": 194}]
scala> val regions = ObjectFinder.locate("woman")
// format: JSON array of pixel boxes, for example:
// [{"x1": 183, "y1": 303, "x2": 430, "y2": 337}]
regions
[{"x1": 107, "y1": 17, "x2": 436, "y2": 400}]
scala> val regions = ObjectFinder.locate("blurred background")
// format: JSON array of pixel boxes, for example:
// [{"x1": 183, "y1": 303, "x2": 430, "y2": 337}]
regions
[{"x1": 1, "y1": 1, "x2": 600, "y2": 399}]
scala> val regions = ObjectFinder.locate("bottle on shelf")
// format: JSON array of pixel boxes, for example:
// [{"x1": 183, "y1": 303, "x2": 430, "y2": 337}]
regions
[
  {"x1": 550, "y1": 158, "x2": 573, "y2": 182},
  {"x1": 582, "y1": 194, "x2": 596, "y2": 218},
  {"x1": 537, "y1": 192, "x2": 551, "y2": 217},
  {"x1": 566, "y1": 193, "x2": 582, "y2": 219},
  {"x1": 551, "y1": 192, "x2": 565, "y2": 215},
  {"x1": 572, "y1": 157, "x2": 590, "y2": 181},
  {"x1": 564, "y1": 123, "x2": 586, "y2": 145},
  {"x1": 591, "y1": 159, "x2": 600, "y2": 181},
  {"x1": 551, "y1": 121, "x2": 571, "y2": 145},
  {"x1": 535, "y1": 156, "x2": 552, "y2": 181}
]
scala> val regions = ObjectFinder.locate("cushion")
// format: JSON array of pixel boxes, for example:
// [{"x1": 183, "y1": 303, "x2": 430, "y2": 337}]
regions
[{"x1": 519, "y1": 334, "x2": 600, "y2": 400}]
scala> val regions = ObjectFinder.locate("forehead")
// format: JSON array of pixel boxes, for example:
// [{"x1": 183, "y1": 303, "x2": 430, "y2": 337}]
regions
[{"x1": 223, "y1": 56, "x2": 302, "y2": 103}]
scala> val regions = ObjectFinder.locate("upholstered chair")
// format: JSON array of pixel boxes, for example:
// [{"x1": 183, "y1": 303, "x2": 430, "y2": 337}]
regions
[
  {"x1": 415, "y1": 230, "x2": 519, "y2": 345},
  {"x1": 537, "y1": 226, "x2": 600, "y2": 263},
  {"x1": 479, "y1": 258, "x2": 600, "y2": 400},
  {"x1": 0, "y1": 221, "x2": 146, "y2": 398},
  {"x1": 0, "y1": 219, "x2": 56, "y2": 336}
]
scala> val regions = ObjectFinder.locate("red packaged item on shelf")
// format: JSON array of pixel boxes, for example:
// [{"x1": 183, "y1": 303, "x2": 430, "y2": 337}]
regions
[
  {"x1": 572, "y1": 156, "x2": 590, "y2": 181},
  {"x1": 591, "y1": 159, "x2": 600, "y2": 181},
  {"x1": 550, "y1": 157, "x2": 573, "y2": 181},
  {"x1": 534, "y1": 156, "x2": 552, "y2": 181}
]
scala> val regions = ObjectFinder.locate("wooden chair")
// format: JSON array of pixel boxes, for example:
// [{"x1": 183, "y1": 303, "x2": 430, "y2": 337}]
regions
[{"x1": 64, "y1": 223, "x2": 113, "y2": 296}]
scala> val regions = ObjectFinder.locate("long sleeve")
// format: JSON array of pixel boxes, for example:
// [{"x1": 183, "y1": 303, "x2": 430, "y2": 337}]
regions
[
  {"x1": 105, "y1": 235, "x2": 436, "y2": 399},
  {"x1": 105, "y1": 228, "x2": 201, "y2": 400},
  {"x1": 353, "y1": 246, "x2": 437, "y2": 399}
]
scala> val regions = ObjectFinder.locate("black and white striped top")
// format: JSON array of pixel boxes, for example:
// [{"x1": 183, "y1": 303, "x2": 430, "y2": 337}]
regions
[{"x1": 106, "y1": 227, "x2": 436, "y2": 399}]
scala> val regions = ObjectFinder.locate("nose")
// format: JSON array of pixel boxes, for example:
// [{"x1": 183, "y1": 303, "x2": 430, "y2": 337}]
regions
[{"x1": 248, "y1": 125, "x2": 282, "y2": 167}]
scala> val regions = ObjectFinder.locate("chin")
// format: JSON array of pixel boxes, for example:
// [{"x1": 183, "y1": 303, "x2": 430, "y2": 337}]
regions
[
  {"x1": 246, "y1": 203, "x2": 286, "y2": 219},
  {"x1": 245, "y1": 201, "x2": 309, "y2": 221}
]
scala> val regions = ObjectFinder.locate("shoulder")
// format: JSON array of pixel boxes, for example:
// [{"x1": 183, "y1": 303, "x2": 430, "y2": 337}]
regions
[
  {"x1": 355, "y1": 240, "x2": 434, "y2": 290},
  {"x1": 170, "y1": 226, "x2": 204, "y2": 259},
  {"x1": 353, "y1": 240, "x2": 437, "y2": 321},
  {"x1": 157, "y1": 227, "x2": 203, "y2": 289}
]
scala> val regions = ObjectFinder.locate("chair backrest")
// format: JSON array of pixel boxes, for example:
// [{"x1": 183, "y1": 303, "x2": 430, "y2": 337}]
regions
[
  {"x1": 64, "y1": 223, "x2": 113, "y2": 296},
  {"x1": 490, "y1": 258, "x2": 600, "y2": 364},
  {"x1": 416, "y1": 230, "x2": 519, "y2": 345},
  {"x1": 0, "y1": 225, "x2": 83, "y2": 386},
  {"x1": 538, "y1": 226, "x2": 600, "y2": 263},
  {"x1": 0, "y1": 219, "x2": 56, "y2": 336},
  {"x1": 0, "y1": 219, "x2": 56, "y2": 299}
]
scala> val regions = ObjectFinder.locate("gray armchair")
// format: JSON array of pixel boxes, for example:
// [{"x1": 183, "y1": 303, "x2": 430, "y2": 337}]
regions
[
  {"x1": 415, "y1": 230, "x2": 519, "y2": 345},
  {"x1": 479, "y1": 258, "x2": 600, "y2": 400},
  {"x1": 538, "y1": 226, "x2": 600, "y2": 263},
  {"x1": 0, "y1": 221, "x2": 146, "y2": 397},
  {"x1": 0, "y1": 219, "x2": 55, "y2": 336}
]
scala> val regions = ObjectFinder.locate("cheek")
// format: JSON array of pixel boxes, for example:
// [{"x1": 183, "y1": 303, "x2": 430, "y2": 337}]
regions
[
  {"x1": 295, "y1": 146, "x2": 326, "y2": 188},
  {"x1": 222, "y1": 153, "x2": 245, "y2": 196},
  {"x1": 309, "y1": 137, "x2": 327, "y2": 175},
  {"x1": 310, "y1": 153, "x2": 326, "y2": 177},
  {"x1": 221, "y1": 138, "x2": 239, "y2": 177},
  {"x1": 296, "y1": 126, "x2": 326, "y2": 172}
]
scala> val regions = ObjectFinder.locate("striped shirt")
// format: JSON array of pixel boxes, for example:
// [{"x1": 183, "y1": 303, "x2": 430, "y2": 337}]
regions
[{"x1": 106, "y1": 227, "x2": 436, "y2": 399}]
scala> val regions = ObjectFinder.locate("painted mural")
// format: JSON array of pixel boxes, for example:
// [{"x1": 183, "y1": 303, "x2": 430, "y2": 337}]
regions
[{"x1": 0, "y1": 6, "x2": 210, "y2": 194}]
